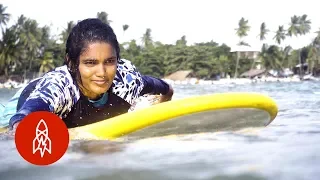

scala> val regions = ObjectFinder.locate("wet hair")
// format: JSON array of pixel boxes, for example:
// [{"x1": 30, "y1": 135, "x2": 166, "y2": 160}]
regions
[{"x1": 65, "y1": 18, "x2": 120, "y2": 84}]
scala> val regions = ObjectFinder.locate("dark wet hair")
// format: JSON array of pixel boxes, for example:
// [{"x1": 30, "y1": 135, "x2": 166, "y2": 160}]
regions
[{"x1": 65, "y1": 18, "x2": 120, "y2": 81}]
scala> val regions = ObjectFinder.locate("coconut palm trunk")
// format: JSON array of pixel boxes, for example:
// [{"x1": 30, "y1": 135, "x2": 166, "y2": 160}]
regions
[{"x1": 234, "y1": 17, "x2": 250, "y2": 78}]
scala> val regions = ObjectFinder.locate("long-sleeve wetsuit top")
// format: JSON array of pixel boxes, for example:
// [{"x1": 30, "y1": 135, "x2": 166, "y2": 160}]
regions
[{"x1": 5, "y1": 59, "x2": 170, "y2": 129}]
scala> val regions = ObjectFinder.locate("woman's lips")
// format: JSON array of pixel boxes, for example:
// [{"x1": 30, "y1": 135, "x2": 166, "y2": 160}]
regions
[{"x1": 93, "y1": 80, "x2": 107, "y2": 85}]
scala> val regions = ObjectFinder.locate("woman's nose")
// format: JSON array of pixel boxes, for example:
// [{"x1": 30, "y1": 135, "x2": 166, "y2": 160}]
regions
[{"x1": 96, "y1": 64, "x2": 107, "y2": 76}]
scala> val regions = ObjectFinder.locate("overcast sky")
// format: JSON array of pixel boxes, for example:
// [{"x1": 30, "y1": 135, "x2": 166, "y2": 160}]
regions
[{"x1": 2, "y1": 0, "x2": 319, "y2": 51}]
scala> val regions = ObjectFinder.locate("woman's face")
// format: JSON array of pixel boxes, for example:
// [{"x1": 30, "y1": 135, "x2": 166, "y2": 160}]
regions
[{"x1": 78, "y1": 42, "x2": 117, "y2": 100}]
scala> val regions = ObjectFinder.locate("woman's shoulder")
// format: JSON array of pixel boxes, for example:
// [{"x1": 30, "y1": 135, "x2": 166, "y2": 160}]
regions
[
  {"x1": 42, "y1": 65, "x2": 72, "y2": 80},
  {"x1": 39, "y1": 65, "x2": 77, "y2": 88},
  {"x1": 112, "y1": 59, "x2": 144, "y2": 105},
  {"x1": 117, "y1": 59, "x2": 139, "y2": 72},
  {"x1": 29, "y1": 65, "x2": 80, "y2": 103}
]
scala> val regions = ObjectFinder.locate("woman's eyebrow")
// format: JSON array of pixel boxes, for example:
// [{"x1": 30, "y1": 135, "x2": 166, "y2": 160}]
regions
[
  {"x1": 82, "y1": 58, "x2": 97, "y2": 61},
  {"x1": 82, "y1": 56, "x2": 116, "y2": 61},
  {"x1": 106, "y1": 56, "x2": 117, "y2": 60}
]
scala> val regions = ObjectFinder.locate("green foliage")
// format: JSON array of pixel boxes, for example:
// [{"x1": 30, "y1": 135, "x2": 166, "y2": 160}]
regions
[{"x1": 1, "y1": 3, "x2": 320, "y2": 80}]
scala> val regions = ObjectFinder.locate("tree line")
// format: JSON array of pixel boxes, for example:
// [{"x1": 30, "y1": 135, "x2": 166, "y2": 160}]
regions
[{"x1": 1, "y1": 3, "x2": 320, "y2": 81}]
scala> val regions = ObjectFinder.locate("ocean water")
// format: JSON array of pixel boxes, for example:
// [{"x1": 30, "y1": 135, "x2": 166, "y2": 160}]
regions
[{"x1": 0, "y1": 81, "x2": 319, "y2": 180}]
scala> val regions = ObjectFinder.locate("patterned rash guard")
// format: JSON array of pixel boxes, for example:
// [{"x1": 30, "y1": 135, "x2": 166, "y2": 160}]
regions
[{"x1": 1, "y1": 59, "x2": 170, "y2": 129}]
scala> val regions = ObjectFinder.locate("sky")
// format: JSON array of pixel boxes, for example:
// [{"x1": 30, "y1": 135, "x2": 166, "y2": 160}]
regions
[{"x1": 1, "y1": 0, "x2": 319, "y2": 51}]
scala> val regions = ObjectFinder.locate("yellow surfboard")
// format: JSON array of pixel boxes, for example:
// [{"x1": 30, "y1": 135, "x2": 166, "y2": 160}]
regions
[
  {"x1": 0, "y1": 92, "x2": 278, "y2": 140},
  {"x1": 69, "y1": 92, "x2": 278, "y2": 140}
]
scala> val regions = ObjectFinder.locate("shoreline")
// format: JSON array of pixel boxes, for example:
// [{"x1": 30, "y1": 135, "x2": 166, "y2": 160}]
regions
[
  {"x1": 0, "y1": 75, "x2": 318, "y2": 90},
  {"x1": 163, "y1": 75, "x2": 318, "y2": 85},
  {"x1": 0, "y1": 79, "x2": 29, "y2": 89}
]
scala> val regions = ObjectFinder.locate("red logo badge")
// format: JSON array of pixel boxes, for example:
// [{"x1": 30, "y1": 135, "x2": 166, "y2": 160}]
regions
[{"x1": 14, "y1": 111, "x2": 69, "y2": 166}]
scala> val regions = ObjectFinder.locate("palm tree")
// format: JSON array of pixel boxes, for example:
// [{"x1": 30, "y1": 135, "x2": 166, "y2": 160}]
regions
[
  {"x1": 39, "y1": 52, "x2": 55, "y2": 75},
  {"x1": 287, "y1": 15, "x2": 302, "y2": 77},
  {"x1": 39, "y1": 25, "x2": 50, "y2": 51},
  {"x1": 235, "y1": 18, "x2": 250, "y2": 38},
  {"x1": 0, "y1": 27, "x2": 20, "y2": 76},
  {"x1": 314, "y1": 28, "x2": 320, "y2": 43},
  {"x1": 273, "y1": 26, "x2": 286, "y2": 45},
  {"x1": 258, "y1": 22, "x2": 269, "y2": 41},
  {"x1": 234, "y1": 17, "x2": 250, "y2": 78},
  {"x1": 141, "y1": 28, "x2": 153, "y2": 48},
  {"x1": 309, "y1": 34, "x2": 320, "y2": 75},
  {"x1": 176, "y1": 35, "x2": 187, "y2": 46},
  {"x1": 96, "y1": 12, "x2": 112, "y2": 25},
  {"x1": 251, "y1": 22, "x2": 270, "y2": 69},
  {"x1": 281, "y1": 45, "x2": 293, "y2": 69},
  {"x1": 303, "y1": 29, "x2": 320, "y2": 75},
  {"x1": 60, "y1": 21, "x2": 75, "y2": 44},
  {"x1": 123, "y1": 24, "x2": 129, "y2": 34},
  {"x1": 0, "y1": 4, "x2": 10, "y2": 33},
  {"x1": 258, "y1": 44, "x2": 269, "y2": 69},
  {"x1": 261, "y1": 45, "x2": 283, "y2": 71},
  {"x1": 287, "y1": 15, "x2": 300, "y2": 37},
  {"x1": 14, "y1": 15, "x2": 26, "y2": 29},
  {"x1": 18, "y1": 18, "x2": 42, "y2": 74},
  {"x1": 59, "y1": 21, "x2": 75, "y2": 60},
  {"x1": 122, "y1": 24, "x2": 129, "y2": 43},
  {"x1": 299, "y1": 14, "x2": 311, "y2": 35},
  {"x1": 299, "y1": 15, "x2": 312, "y2": 74},
  {"x1": 271, "y1": 26, "x2": 290, "y2": 74},
  {"x1": 287, "y1": 14, "x2": 312, "y2": 78}
]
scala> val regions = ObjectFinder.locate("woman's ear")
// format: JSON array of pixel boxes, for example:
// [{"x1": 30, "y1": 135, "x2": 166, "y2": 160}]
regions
[
  {"x1": 65, "y1": 54, "x2": 73, "y2": 71},
  {"x1": 65, "y1": 54, "x2": 69, "y2": 63}
]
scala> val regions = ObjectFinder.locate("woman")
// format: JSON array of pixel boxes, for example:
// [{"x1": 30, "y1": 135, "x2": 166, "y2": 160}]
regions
[{"x1": 2, "y1": 18, "x2": 173, "y2": 131}]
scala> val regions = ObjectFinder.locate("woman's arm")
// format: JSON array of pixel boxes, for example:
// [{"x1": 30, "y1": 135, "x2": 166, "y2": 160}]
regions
[
  {"x1": 9, "y1": 97, "x2": 53, "y2": 129},
  {"x1": 9, "y1": 67, "x2": 80, "y2": 129},
  {"x1": 140, "y1": 75, "x2": 174, "y2": 102}
]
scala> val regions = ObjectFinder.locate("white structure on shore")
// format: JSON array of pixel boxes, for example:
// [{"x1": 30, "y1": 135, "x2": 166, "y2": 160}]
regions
[
  {"x1": 0, "y1": 79, "x2": 28, "y2": 89},
  {"x1": 162, "y1": 75, "x2": 318, "y2": 86}
]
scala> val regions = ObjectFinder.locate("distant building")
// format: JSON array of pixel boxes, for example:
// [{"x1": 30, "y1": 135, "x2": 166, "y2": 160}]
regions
[
  {"x1": 240, "y1": 68, "x2": 266, "y2": 78},
  {"x1": 231, "y1": 45, "x2": 261, "y2": 69},
  {"x1": 164, "y1": 70, "x2": 196, "y2": 81}
]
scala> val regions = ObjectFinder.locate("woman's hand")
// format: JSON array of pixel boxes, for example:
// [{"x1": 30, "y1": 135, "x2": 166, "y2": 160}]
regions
[
  {"x1": 9, "y1": 122, "x2": 19, "y2": 135},
  {"x1": 159, "y1": 84, "x2": 174, "y2": 103},
  {"x1": 12, "y1": 122, "x2": 20, "y2": 131}
]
